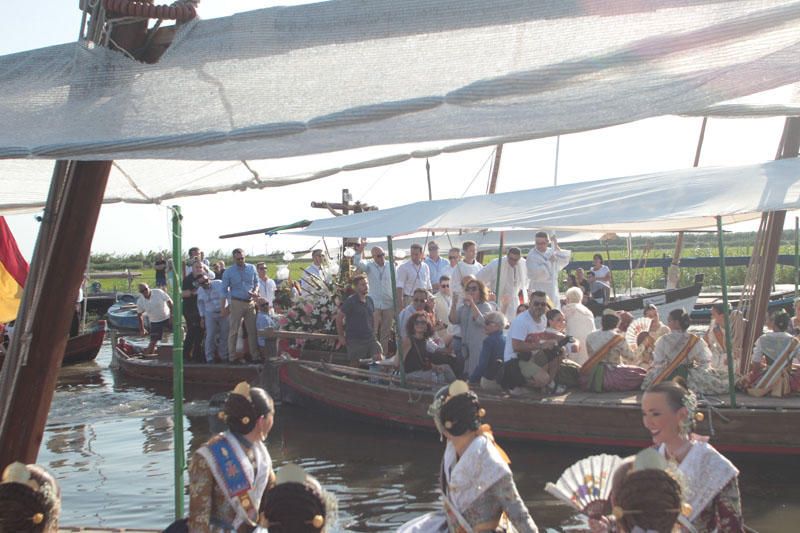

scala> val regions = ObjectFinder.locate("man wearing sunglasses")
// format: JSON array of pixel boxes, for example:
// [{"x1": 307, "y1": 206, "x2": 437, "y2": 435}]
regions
[
  {"x1": 424, "y1": 241, "x2": 449, "y2": 292},
  {"x1": 353, "y1": 241, "x2": 395, "y2": 355}
]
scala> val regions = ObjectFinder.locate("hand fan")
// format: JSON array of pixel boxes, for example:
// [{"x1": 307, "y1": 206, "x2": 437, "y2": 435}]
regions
[
  {"x1": 544, "y1": 454, "x2": 623, "y2": 518},
  {"x1": 625, "y1": 317, "x2": 652, "y2": 351}
]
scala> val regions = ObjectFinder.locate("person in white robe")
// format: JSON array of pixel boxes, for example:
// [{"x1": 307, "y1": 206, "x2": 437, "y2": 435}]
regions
[
  {"x1": 477, "y1": 247, "x2": 528, "y2": 322},
  {"x1": 399, "y1": 381, "x2": 539, "y2": 533},
  {"x1": 450, "y1": 240, "x2": 483, "y2": 297},
  {"x1": 526, "y1": 232, "x2": 570, "y2": 310},
  {"x1": 561, "y1": 287, "x2": 595, "y2": 364}
]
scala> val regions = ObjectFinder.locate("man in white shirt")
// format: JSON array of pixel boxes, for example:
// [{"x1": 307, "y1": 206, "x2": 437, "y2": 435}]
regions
[
  {"x1": 450, "y1": 240, "x2": 482, "y2": 296},
  {"x1": 526, "y1": 231, "x2": 570, "y2": 309},
  {"x1": 256, "y1": 262, "x2": 277, "y2": 307},
  {"x1": 477, "y1": 246, "x2": 528, "y2": 322},
  {"x1": 353, "y1": 242, "x2": 395, "y2": 355},
  {"x1": 424, "y1": 241, "x2": 449, "y2": 293},
  {"x1": 431, "y1": 274, "x2": 454, "y2": 344},
  {"x1": 504, "y1": 291, "x2": 549, "y2": 362},
  {"x1": 396, "y1": 243, "x2": 432, "y2": 307},
  {"x1": 440, "y1": 247, "x2": 460, "y2": 281},
  {"x1": 136, "y1": 283, "x2": 173, "y2": 355},
  {"x1": 301, "y1": 249, "x2": 331, "y2": 293}
]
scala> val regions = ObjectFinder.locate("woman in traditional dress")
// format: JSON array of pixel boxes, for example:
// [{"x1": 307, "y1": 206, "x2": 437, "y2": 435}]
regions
[
  {"x1": 636, "y1": 304, "x2": 672, "y2": 369},
  {"x1": 188, "y1": 382, "x2": 275, "y2": 533},
  {"x1": 257, "y1": 463, "x2": 337, "y2": 533},
  {"x1": 641, "y1": 309, "x2": 728, "y2": 395},
  {"x1": 451, "y1": 279, "x2": 493, "y2": 379},
  {"x1": 562, "y1": 286, "x2": 596, "y2": 365},
  {"x1": 580, "y1": 310, "x2": 645, "y2": 392},
  {"x1": 704, "y1": 304, "x2": 744, "y2": 373},
  {"x1": 741, "y1": 310, "x2": 800, "y2": 397},
  {"x1": 399, "y1": 381, "x2": 539, "y2": 532},
  {"x1": 403, "y1": 311, "x2": 457, "y2": 384},
  {"x1": 642, "y1": 378, "x2": 744, "y2": 532},
  {"x1": 0, "y1": 462, "x2": 60, "y2": 533}
]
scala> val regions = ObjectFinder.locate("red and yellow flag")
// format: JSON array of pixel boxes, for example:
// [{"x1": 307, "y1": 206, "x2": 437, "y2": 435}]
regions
[{"x1": 0, "y1": 217, "x2": 29, "y2": 323}]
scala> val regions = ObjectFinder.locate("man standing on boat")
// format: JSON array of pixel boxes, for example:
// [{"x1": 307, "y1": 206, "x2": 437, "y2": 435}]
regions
[
  {"x1": 136, "y1": 282, "x2": 173, "y2": 355},
  {"x1": 182, "y1": 260, "x2": 207, "y2": 363},
  {"x1": 450, "y1": 240, "x2": 483, "y2": 297},
  {"x1": 353, "y1": 242, "x2": 395, "y2": 356},
  {"x1": 336, "y1": 274, "x2": 383, "y2": 367},
  {"x1": 425, "y1": 241, "x2": 449, "y2": 293},
  {"x1": 396, "y1": 243, "x2": 432, "y2": 307},
  {"x1": 197, "y1": 274, "x2": 229, "y2": 364},
  {"x1": 526, "y1": 232, "x2": 570, "y2": 309},
  {"x1": 221, "y1": 248, "x2": 259, "y2": 363},
  {"x1": 477, "y1": 247, "x2": 528, "y2": 322},
  {"x1": 256, "y1": 262, "x2": 277, "y2": 308}
]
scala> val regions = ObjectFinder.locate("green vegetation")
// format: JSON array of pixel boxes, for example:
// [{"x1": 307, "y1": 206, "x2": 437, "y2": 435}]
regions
[{"x1": 87, "y1": 230, "x2": 800, "y2": 294}]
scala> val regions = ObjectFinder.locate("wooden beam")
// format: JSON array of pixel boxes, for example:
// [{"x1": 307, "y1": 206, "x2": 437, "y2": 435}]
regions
[{"x1": 0, "y1": 161, "x2": 111, "y2": 468}]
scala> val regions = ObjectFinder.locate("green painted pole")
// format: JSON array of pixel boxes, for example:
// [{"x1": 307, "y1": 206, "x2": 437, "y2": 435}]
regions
[
  {"x1": 716, "y1": 216, "x2": 737, "y2": 408},
  {"x1": 387, "y1": 236, "x2": 404, "y2": 386},
  {"x1": 495, "y1": 232, "x2": 505, "y2": 307},
  {"x1": 795, "y1": 216, "x2": 798, "y2": 298},
  {"x1": 170, "y1": 206, "x2": 186, "y2": 518}
]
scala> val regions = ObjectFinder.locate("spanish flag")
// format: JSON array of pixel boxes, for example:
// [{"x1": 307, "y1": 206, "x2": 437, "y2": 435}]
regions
[{"x1": 0, "y1": 217, "x2": 29, "y2": 323}]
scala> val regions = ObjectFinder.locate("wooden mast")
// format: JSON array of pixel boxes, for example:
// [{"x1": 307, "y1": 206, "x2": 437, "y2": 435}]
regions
[
  {"x1": 476, "y1": 145, "x2": 503, "y2": 265},
  {"x1": 0, "y1": 14, "x2": 151, "y2": 469}
]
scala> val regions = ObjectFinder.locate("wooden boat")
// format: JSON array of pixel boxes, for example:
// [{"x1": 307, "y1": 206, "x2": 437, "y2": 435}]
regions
[
  {"x1": 279, "y1": 360, "x2": 800, "y2": 455},
  {"x1": 593, "y1": 274, "x2": 704, "y2": 319},
  {"x1": 106, "y1": 293, "x2": 141, "y2": 330},
  {"x1": 691, "y1": 288, "x2": 795, "y2": 323},
  {"x1": 1, "y1": 320, "x2": 106, "y2": 368}
]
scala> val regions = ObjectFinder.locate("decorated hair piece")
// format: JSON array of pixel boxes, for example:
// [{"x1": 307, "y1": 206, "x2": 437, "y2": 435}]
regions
[
  {"x1": 428, "y1": 380, "x2": 473, "y2": 436},
  {"x1": 677, "y1": 380, "x2": 703, "y2": 435},
  {"x1": 0, "y1": 462, "x2": 60, "y2": 532},
  {"x1": 258, "y1": 463, "x2": 335, "y2": 533}
]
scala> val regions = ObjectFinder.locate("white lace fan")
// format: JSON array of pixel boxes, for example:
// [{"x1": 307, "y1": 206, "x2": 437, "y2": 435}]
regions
[
  {"x1": 545, "y1": 454, "x2": 623, "y2": 518},
  {"x1": 625, "y1": 317, "x2": 652, "y2": 351}
]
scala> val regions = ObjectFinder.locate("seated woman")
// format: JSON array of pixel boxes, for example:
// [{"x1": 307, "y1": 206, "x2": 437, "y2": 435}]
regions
[
  {"x1": 399, "y1": 381, "x2": 539, "y2": 533},
  {"x1": 742, "y1": 309, "x2": 800, "y2": 397},
  {"x1": 188, "y1": 382, "x2": 275, "y2": 532},
  {"x1": 538, "y1": 309, "x2": 581, "y2": 392},
  {"x1": 642, "y1": 308, "x2": 728, "y2": 395},
  {"x1": 0, "y1": 462, "x2": 60, "y2": 533},
  {"x1": 562, "y1": 287, "x2": 596, "y2": 365},
  {"x1": 704, "y1": 303, "x2": 744, "y2": 374},
  {"x1": 580, "y1": 310, "x2": 645, "y2": 392},
  {"x1": 403, "y1": 311, "x2": 457, "y2": 384},
  {"x1": 257, "y1": 463, "x2": 337, "y2": 533},
  {"x1": 468, "y1": 311, "x2": 507, "y2": 392},
  {"x1": 635, "y1": 304, "x2": 671, "y2": 369}
]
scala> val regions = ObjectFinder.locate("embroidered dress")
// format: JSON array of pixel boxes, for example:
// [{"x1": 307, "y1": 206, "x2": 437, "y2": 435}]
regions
[
  {"x1": 580, "y1": 329, "x2": 645, "y2": 392},
  {"x1": 188, "y1": 431, "x2": 272, "y2": 533},
  {"x1": 642, "y1": 332, "x2": 728, "y2": 394},
  {"x1": 742, "y1": 331, "x2": 800, "y2": 397},
  {"x1": 658, "y1": 441, "x2": 743, "y2": 533},
  {"x1": 399, "y1": 434, "x2": 538, "y2": 533}
]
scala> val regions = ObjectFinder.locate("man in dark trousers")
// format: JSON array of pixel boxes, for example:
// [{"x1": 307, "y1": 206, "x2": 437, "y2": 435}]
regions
[
  {"x1": 181, "y1": 259, "x2": 206, "y2": 362},
  {"x1": 336, "y1": 274, "x2": 383, "y2": 367}
]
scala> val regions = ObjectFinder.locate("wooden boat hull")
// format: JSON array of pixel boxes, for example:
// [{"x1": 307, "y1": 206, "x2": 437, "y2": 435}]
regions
[
  {"x1": 597, "y1": 276, "x2": 703, "y2": 319},
  {"x1": 280, "y1": 361, "x2": 800, "y2": 455},
  {"x1": 1, "y1": 321, "x2": 105, "y2": 368},
  {"x1": 113, "y1": 345, "x2": 265, "y2": 388}
]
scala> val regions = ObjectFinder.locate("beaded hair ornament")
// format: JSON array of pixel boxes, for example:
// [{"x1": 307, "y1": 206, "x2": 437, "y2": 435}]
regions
[
  {"x1": 257, "y1": 464, "x2": 327, "y2": 530},
  {"x1": 610, "y1": 449, "x2": 692, "y2": 524},
  {"x1": 0, "y1": 462, "x2": 55, "y2": 527},
  {"x1": 217, "y1": 381, "x2": 254, "y2": 425},
  {"x1": 676, "y1": 380, "x2": 704, "y2": 436}
]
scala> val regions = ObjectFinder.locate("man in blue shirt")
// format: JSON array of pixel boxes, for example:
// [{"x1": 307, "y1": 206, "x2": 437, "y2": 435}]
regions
[
  {"x1": 424, "y1": 241, "x2": 449, "y2": 293},
  {"x1": 469, "y1": 311, "x2": 507, "y2": 391},
  {"x1": 221, "y1": 248, "x2": 259, "y2": 362}
]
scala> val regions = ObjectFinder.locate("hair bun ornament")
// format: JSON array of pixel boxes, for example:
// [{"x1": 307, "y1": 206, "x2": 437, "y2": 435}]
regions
[
  {"x1": 1, "y1": 462, "x2": 30, "y2": 484},
  {"x1": 232, "y1": 381, "x2": 251, "y2": 399},
  {"x1": 241, "y1": 416, "x2": 250, "y2": 425},
  {"x1": 632, "y1": 448, "x2": 668, "y2": 472},
  {"x1": 310, "y1": 514, "x2": 325, "y2": 528},
  {"x1": 477, "y1": 408, "x2": 486, "y2": 418},
  {"x1": 444, "y1": 421, "x2": 453, "y2": 429},
  {"x1": 32, "y1": 513, "x2": 44, "y2": 525},
  {"x1": 447, "y1": 380, "x2": 469, "y2": 398},
  {"x1": 275, "y1": 463, "x2": 307, "y2": 485},
  {"x1": 217, "y1": 411, "x2": 227, "y2": 421},
  {"x1": 694, "y1": 412, "x2": 704, "y2": 422},
  {"x1": 681, "y1": 502, "x2": 692, "y2": 517},
  {"x1": 612, "y1": 505, "x2": 625, "y2": 520}
]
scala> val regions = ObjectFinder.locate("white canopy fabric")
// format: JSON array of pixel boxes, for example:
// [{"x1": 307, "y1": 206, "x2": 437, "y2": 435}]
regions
[
  {"x1": 290, "y1": 158, "x2": 800, "y2": 237},
  {"x1": 2, "y1": 1, "x2": 800, "y2": 211}
]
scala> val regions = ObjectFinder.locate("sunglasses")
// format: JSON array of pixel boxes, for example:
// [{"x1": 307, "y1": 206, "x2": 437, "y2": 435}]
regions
[
  {"x1": 448, "y1": 256, "x2": 458, "y2": 260},
  {"x1": 413, "y1": 298, "x2": 427, "y2": 303},
  {"x1": 375, "y1": 253, "x2": 385, "y2": 258},
  {"x1": 440, "y1": 284, "x2": 450, "y2": 288},
  {"x1": 466, "y1": 286, "x2": 479, "y2": 291},
  {"x1": 257, "y1": 267, "x2": 266, "y2": 270},
  {"x1": 532, "y1": 301, "x2": 547, "y2": 307}
]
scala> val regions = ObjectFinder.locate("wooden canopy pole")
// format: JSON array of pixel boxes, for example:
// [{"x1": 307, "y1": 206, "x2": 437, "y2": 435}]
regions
[{"x1": 0, "y1": 15, "x2": 148, "y2": 470}]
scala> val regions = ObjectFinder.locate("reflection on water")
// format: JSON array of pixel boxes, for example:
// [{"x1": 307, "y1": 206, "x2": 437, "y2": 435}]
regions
[{"x1": 40, "y1": 342, "x2": 799, "y2": 531}]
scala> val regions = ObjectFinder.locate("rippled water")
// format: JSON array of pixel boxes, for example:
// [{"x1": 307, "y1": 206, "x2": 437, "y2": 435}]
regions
[{"x1": 40, "y1": 341, "x2": 799, "y2": 532}]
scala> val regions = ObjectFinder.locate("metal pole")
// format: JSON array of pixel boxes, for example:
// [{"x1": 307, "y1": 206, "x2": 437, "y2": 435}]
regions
[
  {"x1": 553, "y1": 136, "x2": 560, "y2": 187},
  {"x1": 795, "y1": 216, "x2": 799, "y2": 298},
  {"x1": 716, "y1": 216, "x2": 737, "y2": 408},
  {"x1": 170, "y1": 206, "x2": 185, "y2": 518},
  {"x1": 387, "y1": 236, "x2": 404, "y2": 386},
  {"x1": 495, "y1": 232, "x2": 505, "y2": 308}
]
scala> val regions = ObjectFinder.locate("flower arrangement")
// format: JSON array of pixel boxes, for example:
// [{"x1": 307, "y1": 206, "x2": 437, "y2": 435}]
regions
[{"x1": 278, "y1": 260, "x2": 354, "y2": 334}]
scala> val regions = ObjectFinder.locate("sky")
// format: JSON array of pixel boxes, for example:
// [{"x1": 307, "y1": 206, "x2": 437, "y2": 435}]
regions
[{"x1": 0, "y1": 1, "x2": 790, "y2": 261}]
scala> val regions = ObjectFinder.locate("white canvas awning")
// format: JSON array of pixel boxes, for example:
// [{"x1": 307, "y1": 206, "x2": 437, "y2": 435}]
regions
[
  {"x1": 1, "y1": 0, "x2": 800, "y2": 211},
  {"x1": 290, "y1": 158, "x2": 800, "y2": 237}
]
